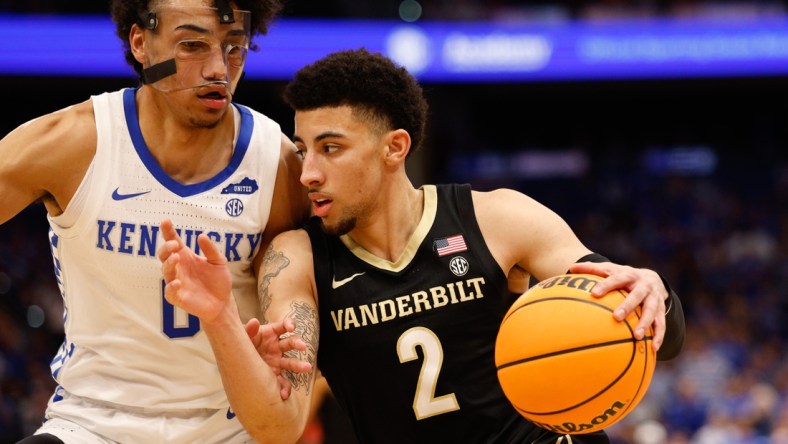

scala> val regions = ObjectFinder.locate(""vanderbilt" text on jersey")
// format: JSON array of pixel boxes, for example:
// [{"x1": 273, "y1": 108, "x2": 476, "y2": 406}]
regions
[{"x1": 329, "y1": 277, "x2": 486, "y2": 331}]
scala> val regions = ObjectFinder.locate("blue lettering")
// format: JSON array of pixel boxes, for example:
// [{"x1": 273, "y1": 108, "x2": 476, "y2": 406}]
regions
[
  {"x1": 94, "y1": 221, "x2": 258, "y2": 261},
  {"x1": 161, "y1": 281, "x2": 200, "y2": 338},
  {"x1": 225, "y1": 232, "x2": 243, "y2": 262},
  {"x1": 118, "y1": 223, "x2": 136, "y2": 254},
  {"x1": 246, "y1": 233, "x2": 262, "y2": 259},
  {"x1": 96, "y1": 220, "x2": 115, "y2": 251},
  {"x1": 137, "y1": 224, "x2": 159, "y2": 257},
  {"x1": 225, "y1": 198, "x2": 244, "y2": 217},
  {"x1": 205, "y1": 231, "x2": 221, "y2": 257},
  {"x1": 182, "y1": 229, "x2": 197, "y2": 250}
]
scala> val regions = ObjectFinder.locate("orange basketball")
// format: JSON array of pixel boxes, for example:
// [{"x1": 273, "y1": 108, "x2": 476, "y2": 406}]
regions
[{"x1": 495, "y1": 273, "x2": 656, "y2": 434}]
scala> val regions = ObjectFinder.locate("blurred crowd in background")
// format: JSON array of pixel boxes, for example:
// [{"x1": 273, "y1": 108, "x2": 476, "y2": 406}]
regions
[{"x1": 1, "y1": 0, "x2": 788, "y2": 443}]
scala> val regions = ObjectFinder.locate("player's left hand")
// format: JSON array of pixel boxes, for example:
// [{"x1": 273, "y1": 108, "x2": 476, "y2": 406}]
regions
[
  {"x1": 568, "y1": 261, "x2": 668, "y2": 352},
  {"x1": 245, "y1": 317, "x2": 312, "y2": 400}
]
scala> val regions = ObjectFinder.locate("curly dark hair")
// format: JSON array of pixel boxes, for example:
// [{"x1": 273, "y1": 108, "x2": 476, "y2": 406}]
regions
[
  {"x1": 282, "y1": 48, "x2": 429, "y2": 156},
  {"x1": 110, "y1": 0, "x2": 282, "y2": 78}
]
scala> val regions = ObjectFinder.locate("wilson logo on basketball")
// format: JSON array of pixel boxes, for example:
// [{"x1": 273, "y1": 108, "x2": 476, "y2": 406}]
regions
[
  {"x1": 539, "y1": 274, "x2": 597, "y2": 292},
  {"x1": 530, "y1": 400, "x2": 626, "y2": 433}
]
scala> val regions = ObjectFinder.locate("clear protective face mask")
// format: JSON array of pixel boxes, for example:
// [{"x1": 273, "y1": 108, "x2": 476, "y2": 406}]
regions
[{"x1": 140, "y1": 5, "x2": 251, "y2": 94}]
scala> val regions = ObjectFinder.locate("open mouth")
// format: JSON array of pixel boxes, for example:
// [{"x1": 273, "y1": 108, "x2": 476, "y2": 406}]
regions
[
  {"x1": 195, "y1": 82, "x2": 229, "y2": 99},
  {"x1": 309, "y1": 192, "x2": 333, "y2": 217},
  {"x1": 199, "y1": 90, "x2": 226, "y2": 100}
]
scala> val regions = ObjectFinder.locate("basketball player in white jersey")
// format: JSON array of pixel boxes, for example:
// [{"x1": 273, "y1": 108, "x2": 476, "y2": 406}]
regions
[{"x1": 0, "y1": 1, "x2": 310, "y2": 442}]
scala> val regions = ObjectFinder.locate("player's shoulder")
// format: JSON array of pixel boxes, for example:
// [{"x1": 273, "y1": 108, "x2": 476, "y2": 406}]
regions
[
  {"x1": 272, "y1": 227, "x2": 311, "y2": 247},
  {"x1": 16, "y1": 98, "x2": 94, "y2": 136},
  {"x1": 278, "y1": 132, "x2": 299, "y2": 157},
  {"x1": 277, "y1": 133, "x2": 304, "y2": 183},
  {"x1": 48, "y1": 99, "x2": 97, "y2": 153},
  {"x1": 236, "y1": 104, "x2": 297, "y2": 163},
  {"x1": 234, "y1": 101, "x2": 281, "y2": 129},
  {"x1": 6, "y1": 98, "x2": 96, "y2": 158},
  {"x1": 471, "y1": 187, "x2": 542, "y2": 210},
  {"x1": 470, "y1": 186, "x2": 560, "y2": 234},
  {"x1": 269, "y1": 228, "x2": 314, "y2": 267}
]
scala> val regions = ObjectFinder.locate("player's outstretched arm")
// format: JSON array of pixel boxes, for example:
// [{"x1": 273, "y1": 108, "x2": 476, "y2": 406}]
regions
[
  {"x1": 472, "y1": 188, "x2": 684, "y2": 359},
  {"x1": 158, "y1": 219, "x2": 314, "y2": 444}
]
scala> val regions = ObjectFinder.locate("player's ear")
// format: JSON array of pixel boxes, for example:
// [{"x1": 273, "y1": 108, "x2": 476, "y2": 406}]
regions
[
  {"x1": 384, "y1": 129, "x2": 410, "y2": 165},
  {"x1": 129, "y1": 23, "x2": 147, "y2": 64}
]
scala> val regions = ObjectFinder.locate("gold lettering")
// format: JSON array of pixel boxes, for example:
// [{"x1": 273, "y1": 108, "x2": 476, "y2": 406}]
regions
[
  {"x1": 411, "y1": 291, "x2": 430, "y2": 312},
  {"x1": 379, "y1": 300, "x2": 397, "y2": 321},
  {"x1": 466, "y1": 277, "x2": 485, "y2": 299},
  {"x1": 343, "y1": 307, "x2": 360, "y2": 330},
  {"x1": 456, "y1": 281, "x2": 471, "y2": 301},
  {"x1": 332, "y1": 277, "x2": 490, "y2": 331},
  {"x1": 446, "y1": 282, "x2": 459, "y2": 303},
  {"x1": 430, "y1": 286, "x2": 449, "y2": 307},
  {"x1": 396, "y1": 295, "x2": 414, "y2": 317},
  {"x1": 330, "y1": 309, "x2": 344, "y2": 331},
  {"x1": 359, "y1": 303, "x2": 379, "y2": 326}
]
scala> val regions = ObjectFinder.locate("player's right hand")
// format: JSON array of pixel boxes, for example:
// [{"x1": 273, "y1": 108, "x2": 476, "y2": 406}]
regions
[{"x1": 158, "y1": 218, "x2": 234, "y2": 324}]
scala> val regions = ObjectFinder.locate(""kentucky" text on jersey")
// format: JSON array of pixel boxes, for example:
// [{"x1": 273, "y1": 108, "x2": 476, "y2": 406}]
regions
[{"x1": 95, "y1": 220, "x2": 262, "y2": 262}]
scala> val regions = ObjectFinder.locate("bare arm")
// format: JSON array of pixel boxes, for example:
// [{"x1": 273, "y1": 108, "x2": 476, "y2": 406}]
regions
[
  {"x1": 474, "y1": 188, "x2": 677, "y2": 353},
  {"x1": 0, "y1": 100, "x2": 95, "y2": 223},
  {"x1": 159, "y1": 220, "x2": 317, "y2": 444},
  {"x1": 252, "y1": 134, "x2": 310, "y2": 274},
  {"x1": 258, "y1": 229, "x2": 320, "y2": 389},
  {"x1": 473, "y1": 188, "x2": 592, "y2": 280}
]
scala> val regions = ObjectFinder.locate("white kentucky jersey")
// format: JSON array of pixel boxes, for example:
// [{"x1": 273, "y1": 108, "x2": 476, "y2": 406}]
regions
[{"x1": 46, "y1": 88, "x2": 280, "y2": 410}]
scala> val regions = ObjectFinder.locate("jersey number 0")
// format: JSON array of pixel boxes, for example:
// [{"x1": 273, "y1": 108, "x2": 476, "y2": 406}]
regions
[{"x1": 161, "y1": 280, "x2": 200, "y2": 338}]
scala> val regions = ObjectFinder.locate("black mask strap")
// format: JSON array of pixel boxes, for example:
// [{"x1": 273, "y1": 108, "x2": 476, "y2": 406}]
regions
[
  {"x1": 215, "y1": 0, "x2": 235, "y2": 24},
  {"x1": 142, "y1": 59, "x2": 177, "y2": 84},
  {"x1": 138, "y1": 8, "x2": 158, "y2": 30}
]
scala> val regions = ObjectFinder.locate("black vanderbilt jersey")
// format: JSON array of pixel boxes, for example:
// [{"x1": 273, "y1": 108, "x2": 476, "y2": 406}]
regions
[{"x1": 306, "y1": 184, "x2": 610, "y2": 444}]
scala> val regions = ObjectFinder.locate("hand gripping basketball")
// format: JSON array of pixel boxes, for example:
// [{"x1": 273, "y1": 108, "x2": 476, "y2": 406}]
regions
[{"x1": 495, "y1": 273, "x2": 656, "y2": 434}]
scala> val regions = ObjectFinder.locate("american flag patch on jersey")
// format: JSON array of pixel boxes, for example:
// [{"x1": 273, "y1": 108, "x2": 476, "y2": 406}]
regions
[{"x1": 433, "y1": 234, "x2": 467, "y2": 256}]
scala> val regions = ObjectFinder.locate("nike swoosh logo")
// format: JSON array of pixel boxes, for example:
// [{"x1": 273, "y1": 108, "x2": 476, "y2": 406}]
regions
[
  {"x1": 112, "y1": 188, "x2": 151, "y2": 201},
  {"x1": 331, "y1": 272, "x2": 365, "y2": 289}
]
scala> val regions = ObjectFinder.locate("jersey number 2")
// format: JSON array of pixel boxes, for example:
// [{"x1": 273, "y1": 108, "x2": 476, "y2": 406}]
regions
[{"x1": 397, "y1": 326, "x2": 460, "y2": 420}]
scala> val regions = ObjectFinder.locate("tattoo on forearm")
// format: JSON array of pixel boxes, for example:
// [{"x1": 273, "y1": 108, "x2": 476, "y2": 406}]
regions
[
  {"x1": 282, "y1": 301, "x2": 319, "y2": 394},
  {"x1": 258, "y1": 244, "x2": 290, "y2": 323}
]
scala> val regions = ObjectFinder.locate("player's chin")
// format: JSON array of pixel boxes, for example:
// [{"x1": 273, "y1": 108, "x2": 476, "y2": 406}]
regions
[{"x1": 320, "y1": 217, "x2": 355, "y2": 237}]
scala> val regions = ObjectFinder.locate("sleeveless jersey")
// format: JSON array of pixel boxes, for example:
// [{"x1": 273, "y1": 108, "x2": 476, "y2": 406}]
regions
[
  {"x1": 46, "y1": 88, "x2": 280, "y2": 410},
  {"x1": 308, "y1": 184, "x2": 609, "y2": 443}
]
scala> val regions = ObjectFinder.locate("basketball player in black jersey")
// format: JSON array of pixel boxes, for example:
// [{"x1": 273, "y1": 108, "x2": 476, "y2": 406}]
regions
[{"x1": 158, "y1": 48, "x2": 686, "y2": 443}]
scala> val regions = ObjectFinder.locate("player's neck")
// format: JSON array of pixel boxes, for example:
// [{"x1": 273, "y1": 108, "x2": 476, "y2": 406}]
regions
[
  {"x1": 348, "y1": 179, "x2": 422, "y2": 262},
  {"x1": 136, "y1": 89, "x2": 235, "y2": 183}
]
